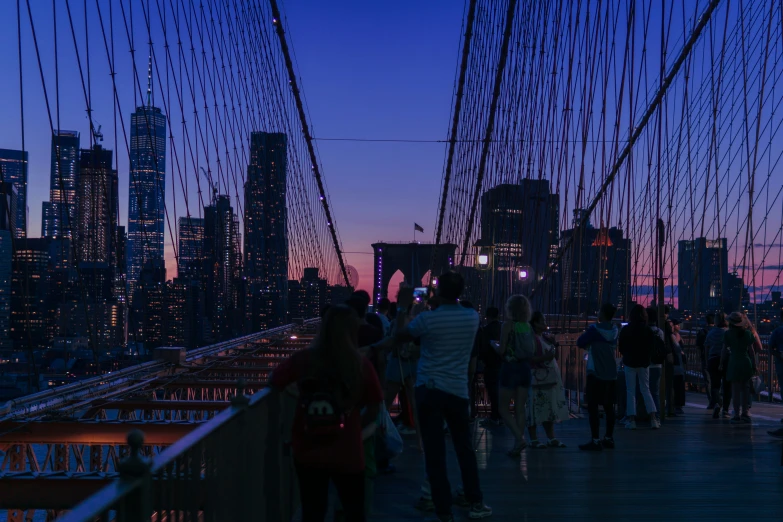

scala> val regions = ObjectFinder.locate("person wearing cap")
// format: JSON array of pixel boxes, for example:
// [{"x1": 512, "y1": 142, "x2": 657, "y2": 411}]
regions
[{"x1": 722, "y1": 312, "x2": 757, "y2": 423}]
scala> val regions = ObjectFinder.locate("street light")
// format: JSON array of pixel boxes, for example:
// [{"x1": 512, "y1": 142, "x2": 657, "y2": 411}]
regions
[
  {"x1": 473, "y1": 239, "x2": 493, "y2": 271},
  {"x1": 519, "y1": 269, "x2": 528, "y2": 279}
]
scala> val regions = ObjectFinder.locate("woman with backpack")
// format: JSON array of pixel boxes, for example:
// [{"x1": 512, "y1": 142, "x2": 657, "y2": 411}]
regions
[
  {"x1": 494, "y1": 294, "x2": 536, "y2": 456},
  {"x1": 270, "y1": 304, "x2": 383, "y2": 522},
  {"x1": 722, "y1": 312, "x2": 758, "y2": 424},
  {"x1": 618, "y1": 305, "x2": 660, "y2": 430}
]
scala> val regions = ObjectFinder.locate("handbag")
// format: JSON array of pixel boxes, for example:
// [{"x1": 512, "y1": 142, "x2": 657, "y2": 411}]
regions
[
  {"x1": 531, "y1": 336, "x2": 559, "y2": 387},
  {"x1": 751, "y1": 375, "x2": 766, "y2": 395},
  {"x1": 379, "y1": 404, "x2": 403, "y2": 458}
]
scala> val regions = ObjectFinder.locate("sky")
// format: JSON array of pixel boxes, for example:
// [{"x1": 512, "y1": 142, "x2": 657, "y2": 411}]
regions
[
  {"x1": 0, "y1": 0, "x2": 465, "y2": 294},
  {"x1": 1, "y1": 1, "x2": 782, "y2": 305}
]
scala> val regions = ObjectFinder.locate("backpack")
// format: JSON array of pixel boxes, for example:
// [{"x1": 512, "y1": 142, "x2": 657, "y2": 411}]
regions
[
  {"x1": 505, "y1": 322, "x2": 536, "y2": 362},
  {"x1": 298, "y1": 377, "x2": 351, "y2": 438},
  {"x1": 649, "y1": 327, "x2": 667, "y2": 365}
]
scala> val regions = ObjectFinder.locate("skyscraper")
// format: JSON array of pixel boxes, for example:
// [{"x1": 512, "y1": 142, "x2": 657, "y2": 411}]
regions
[
  {"x1": 203, "y1": 194, "x2": 241, "y2": 340},
  {"x1": 178, "y1": 216, "x2": 204, "y2": 280},
  {"x1": 42, "y1": 130, "x2": 80, "y2": 239},
  {"x1": 11, "y1": 238, "x2": 50, "y2": 350},
  {"x1": 478, "y1": 179, "x2": 559, "y2": 308},
  {"x1": 559, "y1": 211, "x2": 631, "y2": 318},
  {"x1": 127, "y1": 63, "x2": 167, "y2": 286},
  {"x1": 0, "y1": 148, "x2": 28, "y2": 238},
  {"x1": 678, "y1": 238, "x2": 733, "y2": 313},
  {"x1": 0, "y1": 184, "x2": 15, "y2": 350},
  {"x1": 75, "y1": 145, "x2": 118, "y2": 265},
  {"x1": 245, "y1": 132, "x2": 288, "y2": 330}
]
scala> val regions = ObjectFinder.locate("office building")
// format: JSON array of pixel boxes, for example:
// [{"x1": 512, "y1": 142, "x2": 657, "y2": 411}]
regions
[
  {"x1": 288, "y1": 268, "x2": 328, "y2": 320},
  {"x1": 127, "y1": 70, "x2": 167, "y2": 286},
  {"x1": 178, "y1": 216, "x2": 204, "y2": 280},
  {"x1": 477, "y1": 179, "x2": 559, "y2": 308},
  {"x1": 677, "y1": 237, "x2": 739, "y2": 314},
  {"x1": 42, "y1": 130, "x2": 80, "y2": 239},
  {"x1": 0, "y1": 148, "x2": 28, "y2": 238},
  {"x1": 0, "y1": 184, "x2": 13, "y2": 350},
  {"x1": 559, "y1": 211, "x2": 631, "y2": 318},
  {"x1": 203, "y1": 194, "x2": 241, "y2": 341},
  {"x1": 11, "y1": 238, "x2": 50, "y2": 350},
  {"x1": 75, "y1": 145, "x2": 118, "y2": 265},
  {"x1": 245, "y1": 132, "x2": 288, "y2": 330}
]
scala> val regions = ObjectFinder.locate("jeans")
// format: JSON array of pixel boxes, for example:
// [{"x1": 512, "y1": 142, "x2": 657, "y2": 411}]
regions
[
  {"x1": 586, "y1": 375, "x2": 616, "y2": 440},
  {"x1": 673, "y1": 375, "x2": 685, "y2": 408},
  {"x1": 707, "y1": 358, "x2": 731, "y2": 410},
  {"x1": 624, "y1": 366, "x2": 657, "y2": 416},
  {"x1": 649, "y1": 366, "x2": 662, "y2": 413},
  {"x1": 295, "y1": 462, "x2": 366, "y2": 522},
  {"x1": 416, "y1": 386, "x2": 483, "y2": 517},
  {"x1": 731, "y1": 380, "x2": 750, "y2": 417},
  {"x1": 484, "y1": 366, "x2": 501, "y2": 420}
]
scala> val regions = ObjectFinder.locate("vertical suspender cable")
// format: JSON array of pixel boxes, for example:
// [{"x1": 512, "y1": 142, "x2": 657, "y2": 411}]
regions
[
  {"x1": 531, "y1": 0, "x2": 724, "y2": 299},
  {"x1": 458, "y1": 0, "x2": 518, "y2": 267},
  {"x1": 268, "y1": 0, "x2": 349, "y2": 287}
]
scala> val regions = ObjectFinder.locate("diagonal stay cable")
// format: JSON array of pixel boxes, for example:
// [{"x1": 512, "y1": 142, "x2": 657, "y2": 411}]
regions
[{"x1": 531, "y1": 0, "x2": 724, "y2": 299}]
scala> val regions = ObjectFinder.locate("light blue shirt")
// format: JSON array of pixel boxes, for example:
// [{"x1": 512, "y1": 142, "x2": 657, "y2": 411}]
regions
[{"x1": 407, "y1": 304, "x2": 480, "y2": 399}]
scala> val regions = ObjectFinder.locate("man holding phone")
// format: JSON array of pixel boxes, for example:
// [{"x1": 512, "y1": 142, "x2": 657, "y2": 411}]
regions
[{"x1": 395, "y1": 272, "x2": 492, "y2": 521}]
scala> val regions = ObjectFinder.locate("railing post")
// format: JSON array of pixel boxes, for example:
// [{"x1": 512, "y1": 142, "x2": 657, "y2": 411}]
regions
[
  {"x1": 117, "y1": 430, "x2": 151, "y2": 522},
  {"x1": 231, "y1": 378, "x2": 250, "y2": 408}
]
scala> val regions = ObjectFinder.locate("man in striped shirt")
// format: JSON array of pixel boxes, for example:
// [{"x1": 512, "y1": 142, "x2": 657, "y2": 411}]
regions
[{"x1": 396, "y1": 272, "x2": 492, "y2": 521}]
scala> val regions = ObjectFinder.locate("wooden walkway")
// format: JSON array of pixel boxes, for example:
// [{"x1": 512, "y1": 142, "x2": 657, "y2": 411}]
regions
[{"x1": 372, "y1": 393, "x2": 783, "y2": 521}]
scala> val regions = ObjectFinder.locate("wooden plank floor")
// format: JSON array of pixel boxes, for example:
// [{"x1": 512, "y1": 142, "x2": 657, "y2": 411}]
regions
[{"x1": 372, "y1": 393, "x2": 783, "y2": 521}]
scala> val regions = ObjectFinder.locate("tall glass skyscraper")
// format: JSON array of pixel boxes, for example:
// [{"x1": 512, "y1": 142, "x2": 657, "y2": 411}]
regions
[
  {"x1": 244, "y1": 132, "x2": 288, "y2": 330},
  {"x1": 75, "y1": 145, "x2": 118, "y2": 265},
  {"x1": 0, "y1": 148, "x2": 28, "y2": 238},
  {"x1": 42, "y1": 130, "x2": 80, "y2": 239},
  {"x1": 177, "y1": 216, "x2": 204, "y2": 280},
  {"x1": 127, "y1": 96, "x2": 167, "y2": 286}
]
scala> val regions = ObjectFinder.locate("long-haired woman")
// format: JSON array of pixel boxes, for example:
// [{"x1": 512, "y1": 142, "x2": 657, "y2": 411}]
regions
[
  {"x1": 270, "y1": 304, "x2": 383, "y2": 522},
  {"x1": 494, "y1": 295, "x2": 536, "y2": 455}
]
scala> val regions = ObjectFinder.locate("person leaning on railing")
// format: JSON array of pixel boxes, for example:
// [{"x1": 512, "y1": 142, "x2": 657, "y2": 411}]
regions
[{"x1": 269, "y1": 304, "x2": 383, "y2": 522}]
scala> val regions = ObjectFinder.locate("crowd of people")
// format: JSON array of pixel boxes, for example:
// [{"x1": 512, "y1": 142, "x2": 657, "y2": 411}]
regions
[{"x1": 270, "y1": 272, "x2": 783, "y2": 522}]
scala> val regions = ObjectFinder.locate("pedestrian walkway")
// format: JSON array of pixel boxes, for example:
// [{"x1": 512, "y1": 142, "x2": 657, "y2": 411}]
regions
[{"x1": 372, "y1": 393, "x2": 783, "y2": 520}]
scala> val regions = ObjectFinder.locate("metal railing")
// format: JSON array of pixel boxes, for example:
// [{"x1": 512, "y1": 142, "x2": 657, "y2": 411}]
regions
[{"x1": 57, "y1": 384, "x2": 299, "y2": 522}]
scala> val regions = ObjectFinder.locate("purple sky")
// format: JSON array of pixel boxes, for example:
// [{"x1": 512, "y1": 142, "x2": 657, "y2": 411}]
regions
[{"x1": 0, "y1": 1, "x2": 464, "y2": 293}]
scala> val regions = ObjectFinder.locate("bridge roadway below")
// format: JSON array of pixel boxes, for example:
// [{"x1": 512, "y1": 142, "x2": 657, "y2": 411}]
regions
[{"x1": 371, "y1": 395, "x2": 783, "y2": 521}]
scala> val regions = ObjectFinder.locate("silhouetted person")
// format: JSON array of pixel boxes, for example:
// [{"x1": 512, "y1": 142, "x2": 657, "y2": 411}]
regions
[
  {"x1": 479, "y1": 307, "x2": 503, "y2": 426},
  {"x1": 395, "y1": 272, "x2": 492, "y2": 521},
  {"x1": 697, "y1": 314, "x2": 714, "y2": 408},
  {"x1": 578, "y1": 303, "x2": 619, "y2": 451},
  {"x1": 270, "y1": 305, "x2": 382, "y2": 522}
]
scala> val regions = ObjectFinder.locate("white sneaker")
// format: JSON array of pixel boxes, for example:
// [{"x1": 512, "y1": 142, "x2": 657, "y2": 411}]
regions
[
  {"x1": 626, "y1": 420, "x2": 637, "y2": 430},
  {"x1": 651, "y1": 415, "x2": 661, "y2": 429}
]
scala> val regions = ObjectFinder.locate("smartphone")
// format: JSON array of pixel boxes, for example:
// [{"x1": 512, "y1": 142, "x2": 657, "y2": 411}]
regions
[{"x1": 413, "y1": 287, "x2": 428, "y2": 302}]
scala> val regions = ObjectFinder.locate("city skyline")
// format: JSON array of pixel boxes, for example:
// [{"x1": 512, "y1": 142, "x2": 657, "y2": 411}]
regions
[{"x1": 0, "y1": 1, "x2": 780, "y2": 304}]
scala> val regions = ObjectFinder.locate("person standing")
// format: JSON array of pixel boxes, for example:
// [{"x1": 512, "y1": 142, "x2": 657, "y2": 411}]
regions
[
  {"x1": 479, "y1": 307, "x2": 503, "y2": 427},
  {"x1": 646, "y1": 307, "x2": 668, "y2": 415},
  {"x1": 376, "y1": 298, "x2": 392, "y2": 336},
  {"x1": 670, "y1": 319, "x2": 686, "y2": 414},
  {"x1": 526, "y1": 312, "x2": 569, "y2": 448},
  {"x1": 618, "y1": 305, "x2": 660, "y2": 430},
  {"x1": 705, "y1": 312, "x2": 730, "y2": 419},
  {"x1": 723, "y1": 312, "x2": 757, "y2": 424},
  {"x1": 395, "y1": 272, "x2": 492, "y2": 522},
  {"x1": 697, "y1": 314, "x2": 714, "y2": 408},
  {"x1": 269, "y1": 305, "x2": 383, "y2": 522},
  {"x1": 768, "y1": 309, "x2": 783, "y2": 438},
  {"x1": 494, "y1": 295, "x2": 536, "y2": 456},
  {"x1": 577, "y1": 303, "x2": 619, "y2": 451}
]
